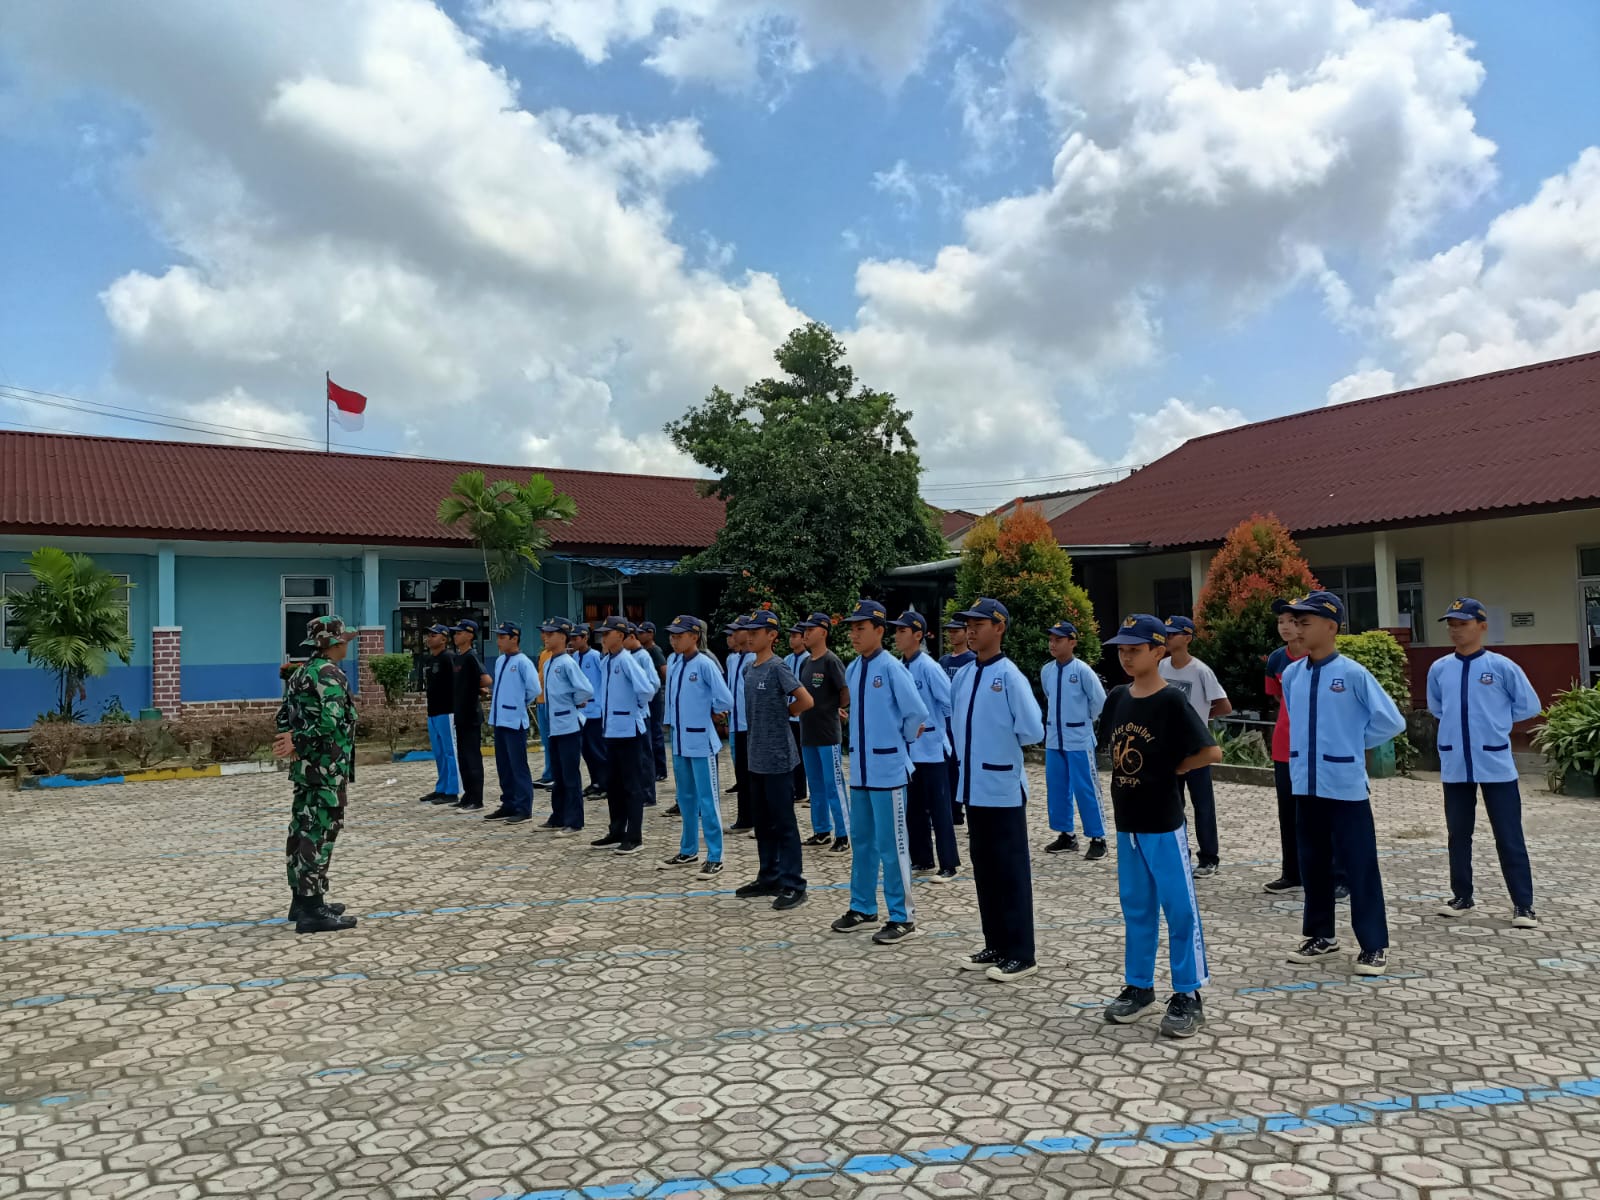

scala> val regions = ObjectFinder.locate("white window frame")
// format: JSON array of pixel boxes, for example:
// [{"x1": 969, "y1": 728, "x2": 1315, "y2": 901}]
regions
[{"x1": 282, "y1": 574, "x2": 335, "y2": 661}]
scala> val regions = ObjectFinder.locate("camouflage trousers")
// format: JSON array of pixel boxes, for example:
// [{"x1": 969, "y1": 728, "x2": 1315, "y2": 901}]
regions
[{"x1": 286, "y1": 783, "x2": 347, "y2": 897}]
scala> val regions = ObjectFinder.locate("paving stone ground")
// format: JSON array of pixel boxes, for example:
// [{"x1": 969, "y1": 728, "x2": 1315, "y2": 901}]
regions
[{"x1": 3, "y1": 755, "x2": 1599, "y2": 1199}]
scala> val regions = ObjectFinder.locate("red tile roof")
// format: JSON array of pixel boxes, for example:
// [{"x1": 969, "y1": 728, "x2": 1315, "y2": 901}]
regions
[
  {"x1": 0, "y1": 432, "x2": 725, "y2": 553},
  {"x1": 1054, "y1": 351, "x2": 1600, "y2": 550},
  {"x1": 938, "y1": 509, "x2": 979, "y2": 537}
]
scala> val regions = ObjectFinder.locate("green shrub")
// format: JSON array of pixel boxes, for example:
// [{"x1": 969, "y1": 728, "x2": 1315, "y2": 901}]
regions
[
  {"x1": 370, "y1": 653, "x2": 416, "y2": 705},
  {"x1": 1218, "y1": 726, "x2": 1271, "y2": 767},
  {"x1": 1532, "y1": 684, "x2": 1600, "y2": 792},
  {"x1": 1336, "y1": 629, "x2": 1415, "y2": 773}
]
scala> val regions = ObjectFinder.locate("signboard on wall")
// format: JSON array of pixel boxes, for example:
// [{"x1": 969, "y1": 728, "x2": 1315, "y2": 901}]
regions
[{"x1": 1511, "y1": 612, "x2": 1535, "y2": 629}]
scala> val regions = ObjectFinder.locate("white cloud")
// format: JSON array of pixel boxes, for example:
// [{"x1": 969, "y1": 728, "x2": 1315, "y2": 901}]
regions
[
  {"x1": 1327, "y1": 146, "x2": 1600, "y2": 398},
  {"x1": 1324, "y1": 367, "x2": 1397, "y2": 406},
  {"x1": 4, "y1": 0, "x2": 805, "y2": 475},
  {"x1": 1123, "y1": 397, "x2": 1248, "y2": 459},
  {"x1": 472, "y1": 0, "x2": 951, "y2": 89}
]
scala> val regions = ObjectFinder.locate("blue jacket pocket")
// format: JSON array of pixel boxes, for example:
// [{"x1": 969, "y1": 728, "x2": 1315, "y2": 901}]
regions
[
  {"x1": 1065, "y1": 721, "x2": 1086, "y2": 727},
  {"x1": 981, "y1": 762, "x2": 1013, "y2": 772},
  {"x1": 1438, "y1": 744, "x2": 1453, "y2": 752},
  {"x1": 553, "y1": 710, "x2": 569, "y2": 717},
  {"x1": 871, "y1": 746, "x2": 898, "y2": 755},
  {"x1": 686, "y1": 726, "x2": 706, "y2": 733},
  {"x1": 1322, "y1": 754, "x2": 1356, "y2": 764},
  {"x1": 1482, "y1": 743, "x2": 1509, "y2": 752},
  {"x1": 1289, "y1": 750, "x2": 1300, "y2": 759}
]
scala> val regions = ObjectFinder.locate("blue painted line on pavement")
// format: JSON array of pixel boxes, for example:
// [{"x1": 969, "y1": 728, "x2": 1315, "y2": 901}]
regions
[{"x1": 489, "y1": 1076, "x2": 1600, "y2": 1199}]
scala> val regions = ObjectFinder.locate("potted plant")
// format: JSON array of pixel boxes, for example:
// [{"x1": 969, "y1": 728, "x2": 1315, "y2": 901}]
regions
[{"x1": 1532, "y1": 684, "x2": 1600, "y2": 797}]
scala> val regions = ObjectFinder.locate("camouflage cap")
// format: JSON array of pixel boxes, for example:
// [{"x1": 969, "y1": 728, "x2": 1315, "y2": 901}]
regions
[{"x1": 301, "y1": 614, "x2": 358, "y2": 650}]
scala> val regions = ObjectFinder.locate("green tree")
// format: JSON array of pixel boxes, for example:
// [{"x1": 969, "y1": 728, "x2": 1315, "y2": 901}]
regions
[
  {"x1": 1193, "y1": 514, "x2": 1320, "y2": 715},
  {"x1": 437, "y1": 471, "x2": 577, "y2": 619},
  {"x1": 947, "y1": 507, "x2": 1101, "y2": 689},
  {"x1": 666, "y1": 323, "x2": 945, "y2": 623},
  {"x1": 4, "y1": 547, "x2": 134, "y2": 719}
]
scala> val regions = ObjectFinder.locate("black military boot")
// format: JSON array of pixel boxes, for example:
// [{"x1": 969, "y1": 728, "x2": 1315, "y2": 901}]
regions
[
  {"x1": 286, "y1": 893, "x2": 347, "y2": 921},
  {"x1": 293, "y1": 895, "x2": 356, "y2": 932}
]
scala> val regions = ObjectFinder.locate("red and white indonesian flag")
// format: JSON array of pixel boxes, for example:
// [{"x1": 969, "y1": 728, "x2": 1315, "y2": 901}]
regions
[{"x1": 327, "y1": 378, "x2": 368, "y2": 432}]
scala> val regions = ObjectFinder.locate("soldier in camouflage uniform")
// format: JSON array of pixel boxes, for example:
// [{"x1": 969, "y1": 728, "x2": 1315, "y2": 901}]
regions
[{"x1": 274, "y1": 614, "x2": 360, "y2": 934}]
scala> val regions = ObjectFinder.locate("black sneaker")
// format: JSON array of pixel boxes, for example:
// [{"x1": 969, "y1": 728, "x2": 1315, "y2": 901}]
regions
[
  {"x1": 1044, "y1": 833, "x2": 1079, "y2": 855},
  {"x1": 1288, "y1": 936, "x2": 1341, "y2": 964},
  {"x1": 1084, "y1": 838, "x2": 1108, "y2": 862},
  {"x1": 872, "y1": 921, "x2": 919, "y2": 945},
  {"x1": 664, "y1": 804, "x2": 682, "y2": 818},
  {"x1": 910, "y1": 863, "x2": 936, "y2": 876},
  {"x1": 1104, "y1": 984, "x2": 1157, "y2": 1024},
  {"x1": 656, "y1": 774, "x2": 669, "y2": 783},
  {"x1": 1192, "y1": 861, "x2": 1219, "y2": 878},
  {"x1": 533, "y1": 779, "x2": 553, "y2": 790},
  {"x1": 484, "y1": 807, "x2": 513, "y2": 820},
  {"x1": 804, "y1": 833, "x2": 833, "y2": 847},
  {"x1": 1438, "y1": 896, "x2": 1475, "y2": 918},
  {"x1": 1512, "y1": 906, "x2": 1540, "y2": 929},
  {"x1": 614, "y1": 842, "x2": 642, "y2": 856},
  {"x1": 930, "y1": 868, "x2": 958, "y2": 884},
  {"x1": 590, "y1": 834, "x2": 623, "y2": 850},
  {"x1": 952, "y1": 807, "x2": 965, "y2": 826},
  {"x1": 829, "y1": 837, "x2": 851, "y2": 854},
  {"x1": 958, "y1": 948, "x2": 1002, "y2": 971},
  {"x1": 582, "y1": 785, "x2": 604, "y2": 798},
  {"x1": 734, "y1": 879, "x2": 780, "y2": 898},
  {"x1": 831, "y1": 909, "x2": 877, "y2": 933},
  {"x1": 701, "y1": 861, "x2": 724, "y2": 877},
  {"x1": 657, "y1": 852, "x2": 699, "y2": 869},
  {"x1": 418, "y1": 792, "x2": 440, "y2": 803},
  {"x1": 984, "y1": 958, "x2": 1037, "y2": 983},
  {"x1": 728, "y1": 822, "x2": 755, "y2": 832},
  {"x1": 772, "y1": 889, "x2": 807, "y2": 911},
  {"x1": 725, "y1": 784, "x2": 741, "y2": 794},
  {"x1": 1333, "y1": 883, "x2": 1350, "y2": 901},
  {"x1": 455, "y1": 799, "x2": 483, "y2": 810},
  {"x1": 503, "y1": 815, "x2": 531, "y2": 825},
  {"x1": 1353, "y1": 948, "x2": 1388, "y2": 976},
  {"x1": 1159, "y1": 992, "x2": 1205, "y2": 1039},
  {"x1": 429, "y1": 793, "x2": 460, "y2": 804},
  {"x1": 1263, "y1": 877, "x2": 1301, "y2": 894}
]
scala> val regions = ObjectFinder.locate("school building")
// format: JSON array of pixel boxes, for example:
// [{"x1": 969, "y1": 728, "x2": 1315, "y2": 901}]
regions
[
  {"x1": 1054, "y1": 350, "x2": 1600, "y2": 706},
  {"x1": 0, "y1": 432, "x2": 726, "y2": 730}
]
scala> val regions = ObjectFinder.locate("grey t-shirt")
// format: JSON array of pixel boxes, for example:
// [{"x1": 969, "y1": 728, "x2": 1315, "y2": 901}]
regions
[{"x1": 744, "y1": 656, "x2": 802, "y2": 774}]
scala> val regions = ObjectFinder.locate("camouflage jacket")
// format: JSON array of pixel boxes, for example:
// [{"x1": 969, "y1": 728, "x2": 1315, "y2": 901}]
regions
[{"x1": 276, "y1": 654, "x2": 357, "y2": 788}]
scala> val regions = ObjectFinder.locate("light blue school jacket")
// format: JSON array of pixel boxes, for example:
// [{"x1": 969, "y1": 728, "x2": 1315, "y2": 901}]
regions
[
  {"x1": 902, "y1": 649, "x2": 952, "y2": 764},
  {"x1": 1426, "y1": 649, "x2": 1542, "y2": 784},
  {"x1": 1283, "y1": 652, "x2": 1406, "y2": 800},
  {"x1": 1040, "y1": 657, "x2": 1106, "y2": 752},
  {"x1": 951, "y1": 654, "x2": 1045, "y2": 808},
  {"x1": 844, "y1": 649, "x2": 929, "y2": 789},
  {"x1": 664, "y1": 650, "x2": 734, "y2": 759}
]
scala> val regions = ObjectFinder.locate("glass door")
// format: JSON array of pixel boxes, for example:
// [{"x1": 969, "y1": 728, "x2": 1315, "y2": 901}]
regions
[{"x1": 1581, "y1": 578, "x2": 1600, "y2": 688}]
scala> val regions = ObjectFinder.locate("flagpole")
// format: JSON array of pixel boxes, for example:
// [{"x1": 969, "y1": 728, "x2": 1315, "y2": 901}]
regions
[{"x1": 325, "y1": 370, "x2": 330, "y2": 453}]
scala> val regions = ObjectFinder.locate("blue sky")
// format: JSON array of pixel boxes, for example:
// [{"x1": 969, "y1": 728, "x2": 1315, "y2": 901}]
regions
[{"x1": 1, "y1": 0, "x2": 1596, "y2": 511}]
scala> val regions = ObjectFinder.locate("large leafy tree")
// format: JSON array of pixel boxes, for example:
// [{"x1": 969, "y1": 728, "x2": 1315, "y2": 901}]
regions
[
  {"x1": 667, "y1": 322, "x2": 944, "y2": 621},
  {"x1": 1193, "y1": 513, "x2": 1319, "y2": 714},
  {"x1": 948, "y1": 507, "x2": 1101, "y2": 689},
  {"x1": 4, "y1": 547, "x2": 134, "y2": 719},
  {"x1": 437, "y1": 471, "x2": 577, "y2": 619}
]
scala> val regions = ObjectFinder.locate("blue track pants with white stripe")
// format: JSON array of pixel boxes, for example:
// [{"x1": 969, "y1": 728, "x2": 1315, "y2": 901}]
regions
[
  {"x1": 848, "y1": 787, "x2": 913, "y2": 924},
  {"x1": 1045, "y1": 748, "x2": 1105, "y2": 837},
  {"x1": 1118, "y1": 829, "x2": 1209, "y2": 993}
]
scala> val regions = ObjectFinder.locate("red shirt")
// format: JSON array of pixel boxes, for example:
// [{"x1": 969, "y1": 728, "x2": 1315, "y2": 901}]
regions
[{"x1": 1264, "y1": 646, "x2": 1304, "y2": 763}]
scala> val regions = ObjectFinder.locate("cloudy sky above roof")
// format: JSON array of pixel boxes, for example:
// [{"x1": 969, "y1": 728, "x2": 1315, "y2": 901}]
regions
[{"x1": 1, "y1": 0, "x2": 1596, "y2": 511}]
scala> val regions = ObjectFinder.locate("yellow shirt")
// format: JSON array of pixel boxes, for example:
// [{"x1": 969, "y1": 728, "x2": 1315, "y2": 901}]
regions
[{"x1": 535, "y1": 648, "x2": 554, "y2": 705}]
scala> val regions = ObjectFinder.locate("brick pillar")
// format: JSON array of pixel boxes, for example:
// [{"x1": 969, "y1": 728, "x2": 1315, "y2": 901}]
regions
[
  {"x1": 356, "y1": 626, "x2": 386, "y2": 697},
  {"x1": 152, "y1": 626, "x2": 182, "y2": 716}
]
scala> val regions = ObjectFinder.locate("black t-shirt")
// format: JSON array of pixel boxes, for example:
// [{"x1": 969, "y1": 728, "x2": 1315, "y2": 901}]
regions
[
  {"x1": 1100, "y1": 683, "x2": 1215, "y2": 834},
  {"x1": 424, "y1": 648, "x2": 456, "y2": 717},
  {"x1": 451, "y1": 647, "x2": 486, "y2": 724},
  {"x1": 799, "y1": 650, "x2": 847, "y2": 746}
]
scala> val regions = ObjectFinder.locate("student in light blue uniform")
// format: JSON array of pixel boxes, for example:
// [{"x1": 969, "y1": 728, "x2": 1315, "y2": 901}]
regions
[
  {"x1": 628, "y1": 623, "x2": 660, "y2": 807},
  {"x1": 1426, "y1": 597, "x2": 1543, "y2": 928},
  {"x1": 1280, "y1": 591, "x2": 1407, "y2": 977},
  {"x1": 950, "y1": 598, "x2": 1046, "y2": 982},
  {"x1": 659, "y1": 614, "x2": 735, "y2": 876},
  {"x1": 939, "y1": 617, "x2": 976, "y2": 825},
  {"x1": 486, "y1": 622, "x2": 538, "y2": 823},
  {"x1": 593, "y1": 616, "x2": 660, "y2": 855},
  {"x1": 724, "y1": 624, "x2": 754, "y2": 827},
  {"x1": 571, "y1": 624, "x2": 609, "y2": 798},
  {"x1": 889, "y1": 610, "x2": 959, "y2": 882},
  {"x1": 830, "y1": 599, "x2": 929, "y2": 946},
  {"x1": 1040, "y1": 620, "x2": 1108, "y2": 859},
  {"x1": 535, "y1": 618, "x2": 594, "y2": 835}
]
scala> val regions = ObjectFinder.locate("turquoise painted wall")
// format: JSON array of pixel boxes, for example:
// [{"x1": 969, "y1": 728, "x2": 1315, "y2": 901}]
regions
[{"x1": 0, "y1": 550, "x2": 156, "y2": 724}]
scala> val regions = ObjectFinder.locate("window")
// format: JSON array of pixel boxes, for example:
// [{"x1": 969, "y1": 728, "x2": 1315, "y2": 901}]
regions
[
  {"x1": 1396, "y1": 559, "x2": 1424, "y2": 645},
  {"x1": 398, "y1": 578, "x2": 489, "y2": 608},
  {"x1": 1152, "y1": 578, "x2": 1193, "y2": 623},
  {"x1": 1, "y1": 572, "x2": 127, "y2": 639},
  {"x1": 398, "y1": 578, "x2": 430, "y2": 605},
  {"x1": 283, "y1": 575, "x2": 333, "y2": 659},
  {"x1": 1582, "y1": 547, "x2": 1600, "y2": 578}
]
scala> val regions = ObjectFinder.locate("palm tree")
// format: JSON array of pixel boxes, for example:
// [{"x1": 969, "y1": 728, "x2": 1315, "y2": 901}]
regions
[
  {"x1": 5, "y1": 547, "x2": 135, "y2": 719},
  {"x1": 436, "y1": 471, "x2": 578, "y2": 621}
]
